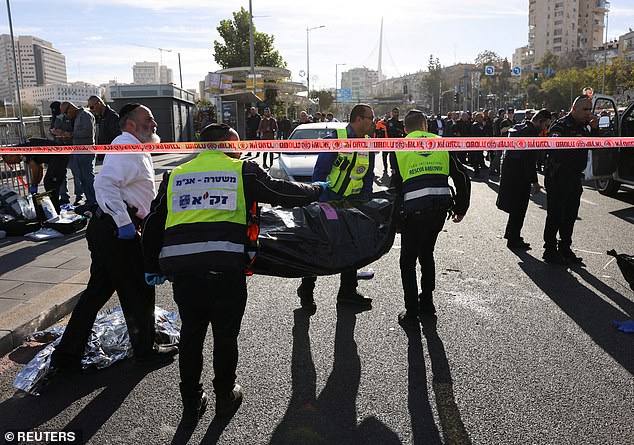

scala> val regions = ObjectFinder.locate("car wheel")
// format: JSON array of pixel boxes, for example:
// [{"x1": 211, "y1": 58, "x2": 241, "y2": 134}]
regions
[{"x1": 595, "y1": 178, "x2": 621, "y2": 196}]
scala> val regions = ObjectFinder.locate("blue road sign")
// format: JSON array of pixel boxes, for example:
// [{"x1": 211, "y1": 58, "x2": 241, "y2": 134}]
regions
[
  {"x1": 337, "y1": 88, "x2": 352, "y2": 102},
  {"x1": 544, "y1": 68, "x2": 554, "y2": 75},
  {"x1": 485, "y1": 65, "x2": 495, "y2": 76},
  {"x1": 512, "y1": 66, "x2": 521, "y2": 76}
]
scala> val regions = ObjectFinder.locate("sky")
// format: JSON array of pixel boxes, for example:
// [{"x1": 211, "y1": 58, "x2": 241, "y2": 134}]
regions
[{"x1": 1, "y1": 0, "x2": 633, "y2": 93}]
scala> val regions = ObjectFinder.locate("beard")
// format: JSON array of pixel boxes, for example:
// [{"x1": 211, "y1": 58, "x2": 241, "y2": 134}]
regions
[{"x1": 138, "y1": 124, "x2": 161, "y2": 143}]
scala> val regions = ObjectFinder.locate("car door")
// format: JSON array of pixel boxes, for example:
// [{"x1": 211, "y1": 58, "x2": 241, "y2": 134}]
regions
[
  {"x1": 585, "y1": 95, "x2": 620, "y2": 179},
  {"x1": 616, "y1": 101, "x2": 634, "y2": 182}
]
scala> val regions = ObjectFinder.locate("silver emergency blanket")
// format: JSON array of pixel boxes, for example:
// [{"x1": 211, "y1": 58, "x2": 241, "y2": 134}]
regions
[{"x1": 13, "y1": 306, "x2": 179, "y2": 395}]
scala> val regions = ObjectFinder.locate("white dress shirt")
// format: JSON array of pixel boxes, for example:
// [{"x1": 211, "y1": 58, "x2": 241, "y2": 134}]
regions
[{"x1": 94, "y1": 132, "x2": 156, "y2": 228}]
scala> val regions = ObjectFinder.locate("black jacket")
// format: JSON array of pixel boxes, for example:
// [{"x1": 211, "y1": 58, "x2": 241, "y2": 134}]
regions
[
  {"x1": 141, "y1": 159, "x2": 321, "y2": 274},
  {"x1": 98, "y1": 106, "x2": 121, "y2": 144},
  {"x1": 386, "y1": 117, "x2": 405, "y2": 138},
  {"x1": 390, "y1": 152, "x2": 471, "y2": 216},
  {"x1": 547, "y1": 114, "x2": 596, "y2": 177},
  {"x1": 497, "y1": 122, "x2": 539, "y2": 213}
]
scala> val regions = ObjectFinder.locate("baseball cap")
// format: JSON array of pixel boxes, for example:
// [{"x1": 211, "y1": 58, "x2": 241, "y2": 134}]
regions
[{"x1": 507, "y1": 107, "x2": 515, "y2": 113}]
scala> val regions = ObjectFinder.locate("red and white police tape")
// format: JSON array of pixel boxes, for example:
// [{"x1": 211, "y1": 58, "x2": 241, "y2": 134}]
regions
[{"x1": 1, "y1": 137, "x2": 633, "y2": 154}]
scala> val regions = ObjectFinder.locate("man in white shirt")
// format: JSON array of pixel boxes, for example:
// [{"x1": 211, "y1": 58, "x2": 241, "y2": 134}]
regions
[{"x1": 50, "y1": 103, "x2": 178, "y2": 376}]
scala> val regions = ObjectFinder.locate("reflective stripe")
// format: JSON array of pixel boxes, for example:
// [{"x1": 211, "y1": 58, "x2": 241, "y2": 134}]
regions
[
  {"x1": 403, "y1": 187, "x2": 452, "y2": 201},
  {"x1": 159, "y1": 240, "x2": 244, "y2": 258}
]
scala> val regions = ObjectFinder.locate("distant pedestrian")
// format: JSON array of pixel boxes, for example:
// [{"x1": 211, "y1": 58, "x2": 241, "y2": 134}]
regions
[
  {"x1": 497, "y1": 109, "x2": 552, "y2": 250},
  {"x1": 61, "y1": 101, "x2": 96, "y2": 211},
  {"x1": 257, "y1": 107, "x2": 278, "y2": 168}
]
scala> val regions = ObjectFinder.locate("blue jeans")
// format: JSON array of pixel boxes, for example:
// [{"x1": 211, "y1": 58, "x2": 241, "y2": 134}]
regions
[{"x1": 68, "y1": 154, "x2": 96, "y2": 205}]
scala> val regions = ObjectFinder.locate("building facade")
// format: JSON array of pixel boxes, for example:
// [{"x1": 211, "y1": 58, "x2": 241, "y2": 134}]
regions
[
  {"x1": 133, "y1": 61, "x2": 173, "y2": 84},
  {"x1": 618, "y1": 29, "x2": 634, "y2": 62},
  {"x1": 341, "y1": 67, "x2": 379, "y2": 102},
  {"x1": 20, "y1": 81, "x2": 102, "y2": 112},
  {"x1": 519, "y1": 0, "x2": 608, "y2": 68},
  {"x1": 0, "y1": 34, "x2": 66, "y2": 103}
]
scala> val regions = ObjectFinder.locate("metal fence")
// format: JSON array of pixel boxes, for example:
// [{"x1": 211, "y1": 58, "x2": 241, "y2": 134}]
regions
[{"x1": 0, "y1": 116, "x2": 50, "y2": 197}]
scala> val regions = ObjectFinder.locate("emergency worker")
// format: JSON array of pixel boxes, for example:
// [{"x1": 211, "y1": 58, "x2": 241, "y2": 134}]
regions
[
  {"x1": 543, "y1": 95, "x2": 598, "y2": 264},
  {"x1": 50, "y1": 103, "x2": 178, "y2": 377},
  {"x1": 297, "y1": 104, "x2": 376, "y2": 313},
  {"x1": 390, "y1": 110, "x2": 470, "y2": 328},
  {"x1": 374, "y1": 115, "x2": 389, "y2": 177},
  {"x1": 497, "y1": 109, "x2": 552, "y2": 250},
  {"x1": 141, "y1": 123, "x2": 325, "y2": 425}
]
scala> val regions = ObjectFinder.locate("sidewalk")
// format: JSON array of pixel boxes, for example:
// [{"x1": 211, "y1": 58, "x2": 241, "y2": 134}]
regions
[{"x1": 0, "y1": 153, "x2": 194, "y2": 357}]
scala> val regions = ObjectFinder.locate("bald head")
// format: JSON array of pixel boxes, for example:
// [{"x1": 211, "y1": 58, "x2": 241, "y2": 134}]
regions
[{"x1": 571, "y1": 95, "x2": 593, "y2": 125}]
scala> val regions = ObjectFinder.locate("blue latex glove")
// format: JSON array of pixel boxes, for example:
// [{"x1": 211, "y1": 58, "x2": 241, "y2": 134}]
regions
[
  {"x1": 117, "y1": 223, "x2": 137, "y2": 240},
  {"x1": 29, "y1": 184, "x2": 38, "y2": 194},
  {"x1": 614, "y1": 320, "x2": 634, "y2": 333},
  {"x1": 312, "y1": 181, "x2": 331, "y2": 190},
  {"x1": 145, "y1": 273, "x2": 167, "y2": 286}
]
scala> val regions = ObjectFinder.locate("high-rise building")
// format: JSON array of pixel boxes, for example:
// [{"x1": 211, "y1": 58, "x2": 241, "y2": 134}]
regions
[
  {"x1": 0, "y1": 34, "x2": 67, "y2": 103},
  {"x1": 133, "y1": 61, "x2": 173, "y2": 84},
  {"x1": 341, "y1": 67, "x2": 379, "y2": 101},
  {"x1": 526, "y1": 0, "x2": 608, "y2": 66}
]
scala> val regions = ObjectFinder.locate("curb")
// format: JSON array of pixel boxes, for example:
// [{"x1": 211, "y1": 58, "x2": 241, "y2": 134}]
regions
[{"x1": 0, "y1": 268, "x2": 89, "y2": 357}]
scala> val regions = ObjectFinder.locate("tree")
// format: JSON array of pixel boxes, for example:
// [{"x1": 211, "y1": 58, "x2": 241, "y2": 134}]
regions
[
  {"x1": 310, "y1": 89, "x2": 335, "y2": 112},
  {"x1": 474, "y1": 50, "x2": 503, "y2": 67},
  {"x1": 538, "y1": 51, "x2": 560, "y2": 71},
  {"x1": 213, "y1": 7, "x2": 286, "y2": 69},
  {"x1": 422, "y1": 55, "x2": 443, "y2": 113}
]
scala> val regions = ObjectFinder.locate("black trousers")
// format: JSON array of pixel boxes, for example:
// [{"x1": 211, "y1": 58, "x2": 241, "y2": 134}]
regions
[
  {"x1": 300, "y1": 270, "x2": 358, "y2": 296},
  {"x1": 173, "y1": 271, "x2": 247, "y2": 399},
  {"x1": 543, "y1": 173, "x2": 582, "y2": 250},
  {"x1": 43, "y1": 155, "x2": 69, "y2": 204},
  {"x1": 51, "y1": 215, "x2": 155, "y2": 368},
  {"x1": 504, "y1": 186, "x2": 530, "y2": 242},
  {"x1": 400, "y1": 209, "x2": 447, "y2": 315}
]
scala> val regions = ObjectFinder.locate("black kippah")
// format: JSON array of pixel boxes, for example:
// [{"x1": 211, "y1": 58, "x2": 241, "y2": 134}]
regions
[{"x1": 118, "y1": 103, "x2": 141, "y2": 121}]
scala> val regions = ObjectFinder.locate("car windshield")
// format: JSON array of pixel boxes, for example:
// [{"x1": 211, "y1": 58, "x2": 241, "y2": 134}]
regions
[{"x1": 289, "y1": 128, "x2": 338, "y2": 140}]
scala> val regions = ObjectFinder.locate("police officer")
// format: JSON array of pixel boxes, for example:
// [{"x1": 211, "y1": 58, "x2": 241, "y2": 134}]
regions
[
  {"x1": 543, "y1": 95, "x2": 598, "y2": 264},
  {"x1": 142, "y1": 123, "x2": 326, "y2": 426},
  {"x1": 390, "y1": 110, "x2": 470, "y2": 328},
  {"x1": 50, "y1": 103, "x2": 178, "y2": 377},
  {"x1": 497, "y1": 109, "x2": 552, "y2": 250},
  {"x1": 296, "y1": 104, "x2": 376, "y2": 313}
]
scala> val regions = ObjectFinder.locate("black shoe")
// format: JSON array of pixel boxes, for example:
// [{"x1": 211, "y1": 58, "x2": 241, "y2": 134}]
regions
[
  {"x1": 182, "y1": 391, "x2": 208, "y2": 427},
  {"x1": 337, "y1": 292, "x2": 372, "y2": 308},
  {"x1": 297, "y1": 285, "x2": 317, "y2": 314},
  {"x1": 542, "y1": 249, "x2": 568, "y2": 265},
  {"x1": 559, "y1": 248, "x2": 583, "y2": 264},
  {"x1": 507, "y1": 239, "x2": 531, "y2": 250},
  {"x1": 397, "y1": 311, "x2": 419, "y2": 330},
  {"x1": 132, "y1": 343, "x2": 179, "y2": 365},
  {"x1": 216, "y1": 384, "x2": 243, "y2": 417}
]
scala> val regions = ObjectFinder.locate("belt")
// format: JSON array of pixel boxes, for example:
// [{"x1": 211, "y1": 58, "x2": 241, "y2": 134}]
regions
[{"x1": 94, "y1": 207, "x2": 110, "y2": 220}]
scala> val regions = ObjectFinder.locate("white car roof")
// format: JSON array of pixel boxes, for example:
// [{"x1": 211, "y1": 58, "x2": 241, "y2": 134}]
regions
[{"x1": 292, "y1": 122, "x2": 349, "y2": 130}]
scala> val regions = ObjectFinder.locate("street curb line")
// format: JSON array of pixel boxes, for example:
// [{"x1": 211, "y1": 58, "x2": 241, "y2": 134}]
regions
[{"x1": 0, "y1": 270, "x2": 89, "y2": 358}]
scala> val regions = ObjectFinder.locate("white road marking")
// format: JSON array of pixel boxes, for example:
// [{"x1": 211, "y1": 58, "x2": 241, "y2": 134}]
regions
[{"x1": 580, "y1": 198, "x2": 597, "y2": 205}]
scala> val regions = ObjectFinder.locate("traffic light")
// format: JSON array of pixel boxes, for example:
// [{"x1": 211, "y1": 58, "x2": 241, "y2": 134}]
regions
[
  {"x1": 533, "y1": 72, "x2": 539, "y2": 81},
  {"x1": 454, "y1": 93, "x2": 460, "y2": 103}
]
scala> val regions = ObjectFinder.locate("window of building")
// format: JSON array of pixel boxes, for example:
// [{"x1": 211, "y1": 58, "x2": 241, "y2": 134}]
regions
[
  {"x1": 555, "y1": 19, "x2": 563, "y2": 25},
  {"x1": 554, "y1": 46, "x2": 562, "y2": 52},
  {"x1": 554, "y1": 37, "x2": 562, "y2": 43},
  {"x1": 554, "y1": 28, "x2": 563, "y2": 36}
]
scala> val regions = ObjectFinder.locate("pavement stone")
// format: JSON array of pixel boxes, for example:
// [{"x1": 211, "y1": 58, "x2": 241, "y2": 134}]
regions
[{"x1": 0, "y1": 282, "x2": 51, "y2": 300}]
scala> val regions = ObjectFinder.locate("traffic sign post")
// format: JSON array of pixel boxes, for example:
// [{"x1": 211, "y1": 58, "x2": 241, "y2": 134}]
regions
[{"x1": 512, "y1": 66, "x2": 521, "y2": 76}]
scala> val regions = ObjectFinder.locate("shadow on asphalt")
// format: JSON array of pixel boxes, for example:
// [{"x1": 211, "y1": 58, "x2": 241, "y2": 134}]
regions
[
  {"x1": 269, "y1": 307, "x2": 401, "y2": 444},
  {"x1": 513, "y1": 250, "x2": 634, "y2": 374},
  {"x1": 420, "y1": 317, "x2": 472, "y2": 445},
  {"x1": 0, "y1": 360, "x2": 162, "y2": 443}
]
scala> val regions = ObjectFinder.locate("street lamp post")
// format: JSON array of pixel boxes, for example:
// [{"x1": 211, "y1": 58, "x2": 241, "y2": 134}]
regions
[
  {"x1": 602, "y1": 3, "x2": 610, "y2": 94},
  {"x1": 249, "y1": 0, "x2": 256, "y2": 95},
  {"x1": 5, "y1": 0, "x2": 24, "y2": 139},
  {"x1": 335, "y1": 63, "x2": 346, "y2": 113},
  {"x1": 306, "y1": 25, "x2": 325, "y2": 108}
]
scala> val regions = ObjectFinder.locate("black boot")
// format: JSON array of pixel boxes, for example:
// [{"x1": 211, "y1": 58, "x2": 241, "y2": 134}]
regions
[{"x1": 181, "y1": 385, "x2": 208, "y2": 427}]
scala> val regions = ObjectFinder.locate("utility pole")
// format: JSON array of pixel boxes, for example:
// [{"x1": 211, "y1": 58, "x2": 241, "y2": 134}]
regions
[{"x1": 6, "y1": 0, "x2": 24, "y2": 140}]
